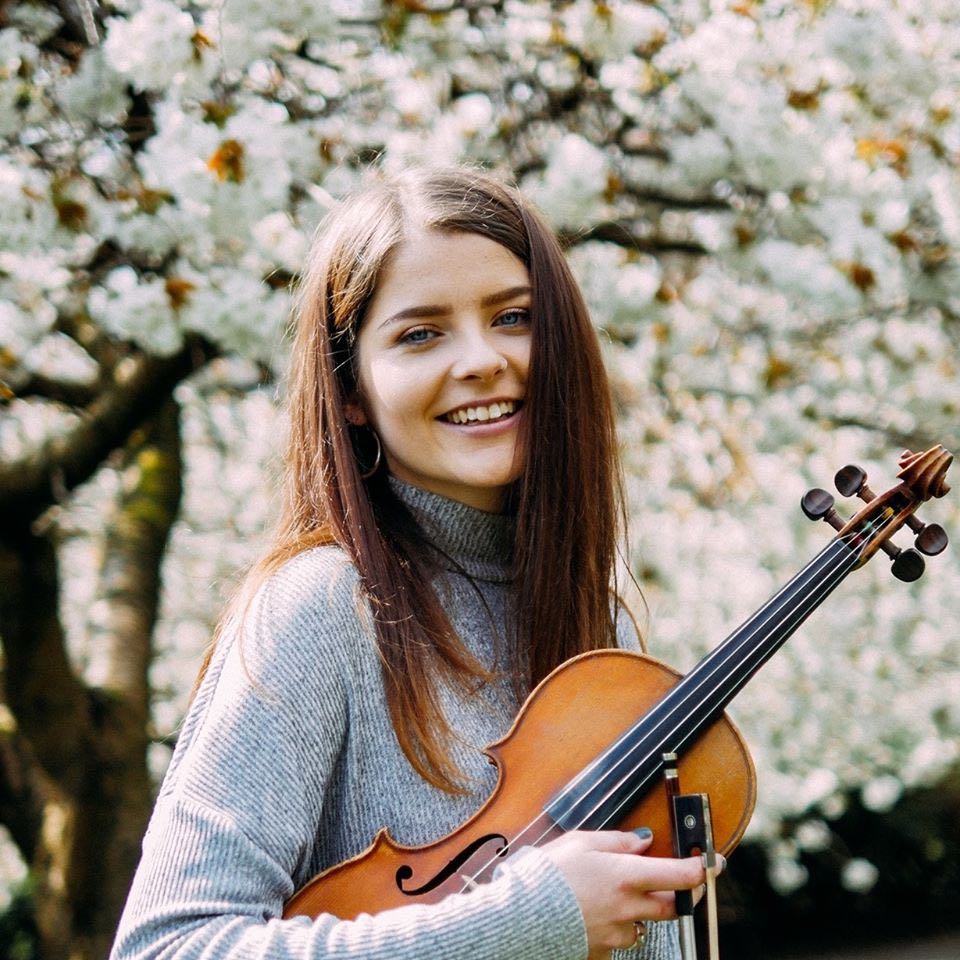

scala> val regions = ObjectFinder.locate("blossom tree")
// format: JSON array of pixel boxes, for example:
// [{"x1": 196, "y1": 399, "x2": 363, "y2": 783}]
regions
[{"x1": 2, "y1": 0, "x2": 959, "y2": 956}]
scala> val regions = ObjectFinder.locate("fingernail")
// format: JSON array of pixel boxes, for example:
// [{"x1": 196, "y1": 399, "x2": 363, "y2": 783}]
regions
[
  {"x1": 633, "y1": 826, "x2": 653, "y2": 840},
  {"x1": 718, "y1": 854, "x2": 727, "y2": 872}
]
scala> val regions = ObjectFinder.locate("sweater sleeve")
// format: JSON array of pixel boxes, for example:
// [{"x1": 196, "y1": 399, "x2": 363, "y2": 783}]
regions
[{"x1": 109, "y1": 552, "x2": 589, "y2": 960}]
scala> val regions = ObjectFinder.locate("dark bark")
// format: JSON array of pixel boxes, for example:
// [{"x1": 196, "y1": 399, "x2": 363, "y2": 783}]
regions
[
  {"x1": 0, "y1": 496, "x2": 92, "y2": 958},
  {"x1": 0, "y1": 398, "x2": 184, "y2": 960},
  {"x1": 48, "y1": 0, "x2": 102, "y2": 48},
  {"x1": 0, "y1": 728, "x2": 45, "y2": 866},
  {"x1": 16, "y1": 373, "x2": 98, "y2": 407},
  {"x1": 71, "y1": 398, "x2": 183, "y2": 959},
  {"x1": 0, "y1": 527, "x2": 90, "y2": 794},
  {"x1": 560, "y1": 220, "x2": 710, "y2": 256}
]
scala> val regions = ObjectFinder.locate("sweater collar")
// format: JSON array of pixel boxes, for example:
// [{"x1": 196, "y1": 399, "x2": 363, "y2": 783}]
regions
[{"x1": 388, "y1": 478, "x2": 514, "y2": 584}]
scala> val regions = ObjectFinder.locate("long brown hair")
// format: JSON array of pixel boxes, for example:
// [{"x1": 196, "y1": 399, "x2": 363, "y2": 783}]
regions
[{"x1": 193, "y1": 165, "x2": 627, "y2": 792}]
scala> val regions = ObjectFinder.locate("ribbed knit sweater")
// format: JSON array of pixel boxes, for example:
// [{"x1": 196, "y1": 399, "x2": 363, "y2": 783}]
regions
[{"x1": 110, "y1": 480, "x2": 680, "y2": 960}]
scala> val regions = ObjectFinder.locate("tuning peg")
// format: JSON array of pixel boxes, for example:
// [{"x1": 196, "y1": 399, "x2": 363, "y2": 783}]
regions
[
  {"x1": 890, "y1": 547, "x2": 925, "y2": 582},
  {"x1": 835, "y1": 465, "x2": 873, "y2": 500},
  {"x1": 835, "y1": 464, "x2": 885, "y2": 504},
  {"x1": 801, "y1": 488, "x2": 846, "y2": 532},
  {"x1": 914, "y1": 522, "x2": 948, "y2": 556}
]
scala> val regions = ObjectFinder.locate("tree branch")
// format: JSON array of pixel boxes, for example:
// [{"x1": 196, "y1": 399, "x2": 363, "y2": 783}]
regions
[
  {"x1": 619, "y1": 185, "x2": 731, "y2": 211},
  {"x1": 49, "y1": 0, "x2": 101, "y2": 47},
  {"x1": 15, "y1": 374, "x2": 97, "y2": 408},
  {"x1": 560, "y1": 220, "x2": 709, "y2": 256},
  {"x1": 0, "y1": 336, "x2": 216, "y2": 525}
]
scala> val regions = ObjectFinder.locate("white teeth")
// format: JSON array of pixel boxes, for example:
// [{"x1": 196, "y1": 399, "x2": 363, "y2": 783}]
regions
[{"x1": 447, "y1": 401, "x2": 516, "y2": 424}]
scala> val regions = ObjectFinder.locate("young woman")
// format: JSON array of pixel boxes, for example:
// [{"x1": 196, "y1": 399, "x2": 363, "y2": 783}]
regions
[{"x1": 110, "y1": 166, "x2": 711, "y2": 960}]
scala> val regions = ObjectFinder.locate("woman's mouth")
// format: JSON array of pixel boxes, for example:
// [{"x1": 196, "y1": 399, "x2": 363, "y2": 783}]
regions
[{"x1": 441, "y1": 400, "x2": 522, "y2": 425}]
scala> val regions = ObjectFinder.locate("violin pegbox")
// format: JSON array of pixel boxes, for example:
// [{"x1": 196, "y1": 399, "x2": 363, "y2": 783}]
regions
[{"x1": 803, "y1": 444, "x2": 953, "y2": 582}]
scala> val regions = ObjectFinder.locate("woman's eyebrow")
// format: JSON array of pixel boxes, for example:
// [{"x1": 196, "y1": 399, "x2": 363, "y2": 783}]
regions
[
  {"x1": 377, "y1": 285, "x2": 531, "y2": 329},
  {"x1": 481, "y1": 284, "x2": 531, "y2": 307},
  {"x1": 377, "y1": 304, "x2": 447, "y2": 328}
]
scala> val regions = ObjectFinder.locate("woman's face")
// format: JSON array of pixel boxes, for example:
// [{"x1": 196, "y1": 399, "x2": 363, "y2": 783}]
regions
[{"x1": 351, "y1": 228, "x2": 531, "y2": 512}]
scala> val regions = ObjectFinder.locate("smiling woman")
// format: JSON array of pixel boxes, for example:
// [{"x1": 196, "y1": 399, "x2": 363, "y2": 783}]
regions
[{"x1": 109, "y1": 167, "x2": 706, "y2": 960}]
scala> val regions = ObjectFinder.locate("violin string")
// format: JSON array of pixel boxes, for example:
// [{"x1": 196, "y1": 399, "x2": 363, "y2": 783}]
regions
[
  {"x1": 456, "y1": 528, "x2": 864, "y2": 891},
  {"x1": 553, "y1": 536, "x2": 850, "y2": 801},
  {"x1": 588, "y1": 540, "x2": 864, "y2": 830},
  {"x1": 456, "y1": 515, "x2": 890, "y2": 892},
  {"x1": 554, "y1": 519, "x2": 876, "y2": 814},
  {"x1": 574, "y1": 511, "x2": 894, "y2": 834},
  {"x1": 580, "y1": 512, "x2": 894, "y2": 833}
]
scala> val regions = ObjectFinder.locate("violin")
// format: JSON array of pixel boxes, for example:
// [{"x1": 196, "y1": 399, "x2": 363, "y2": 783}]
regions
[{"x1": 283, "y1": 445, "x2": 953, "y2": 922}]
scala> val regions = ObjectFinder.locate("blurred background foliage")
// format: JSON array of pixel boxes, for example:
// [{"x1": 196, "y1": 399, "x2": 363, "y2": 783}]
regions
[{"x1": 1, "y1": 0, "x2": 959, "y2": 956}]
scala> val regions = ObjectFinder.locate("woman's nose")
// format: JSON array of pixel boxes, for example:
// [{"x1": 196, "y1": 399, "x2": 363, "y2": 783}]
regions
[{"x1": 451, "y1": 330, "x2": 508, "y2": 380}]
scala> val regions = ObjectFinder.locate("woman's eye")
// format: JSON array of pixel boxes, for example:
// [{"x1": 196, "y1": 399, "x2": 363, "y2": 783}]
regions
[
  {"x1": 495, "y1": 308, "x2": 530, "y2": 328},
  {"x1": 399, "y1": 327, "x2": 437, "y2": 345}
]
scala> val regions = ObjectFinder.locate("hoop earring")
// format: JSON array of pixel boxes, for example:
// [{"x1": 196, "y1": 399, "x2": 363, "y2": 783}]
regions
[{"x1": 359, "y1": 429, "x2": 382, "y2": 480}]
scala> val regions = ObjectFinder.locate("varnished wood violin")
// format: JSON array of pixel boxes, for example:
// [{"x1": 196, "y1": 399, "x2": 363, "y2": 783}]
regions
[{"x1": 283, "y1": 445, "x2": 953, "y2": 922}]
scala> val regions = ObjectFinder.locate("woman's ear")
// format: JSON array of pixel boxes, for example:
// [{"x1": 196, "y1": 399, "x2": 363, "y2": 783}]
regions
[{"x1": 344, "y1": 398, "x2": 367, "y2": 426}]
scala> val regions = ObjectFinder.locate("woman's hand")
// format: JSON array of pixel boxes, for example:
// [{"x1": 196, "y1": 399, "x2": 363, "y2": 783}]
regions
[{"x1": 540, "y1": 829, "x2": 721, "y2": 959}]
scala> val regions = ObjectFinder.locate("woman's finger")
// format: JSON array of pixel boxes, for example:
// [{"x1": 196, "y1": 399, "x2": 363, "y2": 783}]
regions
[
  {"x1": 612, "y1": 851, "x2": 706, "y2": 891},
  {"x1": 562, "y1": 829, "x2": 653, "y2": 855}
]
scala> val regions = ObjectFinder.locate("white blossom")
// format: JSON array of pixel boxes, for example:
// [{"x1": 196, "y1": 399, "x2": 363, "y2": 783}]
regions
[
  {"x1": 104, "y1": 0, "x2": 206, "y2": 93},
  {"x1": 0, "y1": 299, "x2": 47, "y2": 362},
  {"x1": 177, "y1": 268, "x2": 288, "y2": 365},
  {"x1": 752, "y1": 239, "x2": 860, "y2": 314},
  {"x1": 87, "y1": 267, "x2": 183, "y2": 356},
  {"x1": 861, "y1": 775, "x2": 904, "y2": 814},
  {"x1": 562, "y1": 0, "x2": 668, "y2": 61},
  {"x1": 670, "y1": 129, "x2": 731, "y2": 188},
  {"x1": 928, "y1": 171, "x2": 960, "y2": 245},
  {"x1": 199, "y1": 0, "x2": 337, "y2": 67},
  {"x1": 55, "y1": 49, "x2": 129, "y2": 124},
  {"x1": 768, "y1": 856, "x2": 809, "y2": 896},
  {"x1": 0, "y1": 825, "x2": 27, "y2": 912},
  {"x1": 522, "y1": 134, "x2": 609, "y2": 228},
  {"x1": 251, "y1": 211, "x2": 307, "y2": 273},
  {"x1": 840, "y1": 858, "x2": 880, "y2": 894},
  {"x1": 568, "y1": 242, "x2": 661, "y2": 331},
  {"x1": 23, "y1": 334, "x2": 99, "y2": 384},
  {"x1": 794, "y1": 819, "x2": 832, "y2": 853}
]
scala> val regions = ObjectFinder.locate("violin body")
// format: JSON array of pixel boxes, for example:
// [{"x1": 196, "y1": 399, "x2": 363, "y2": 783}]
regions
[{"x1": 284, "y1": 649, "x2": 755, "y2": 920}]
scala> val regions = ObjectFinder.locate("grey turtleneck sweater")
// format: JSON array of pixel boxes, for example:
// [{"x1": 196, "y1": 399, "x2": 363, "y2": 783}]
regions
[{"x1": 110, "y1": 481, "x2": 679, "y2": 960}]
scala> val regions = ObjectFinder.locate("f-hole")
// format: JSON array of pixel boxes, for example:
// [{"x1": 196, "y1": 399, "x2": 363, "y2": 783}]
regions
[{"x1": 395, "y1": 833, "x2": 509, "y2": 895}]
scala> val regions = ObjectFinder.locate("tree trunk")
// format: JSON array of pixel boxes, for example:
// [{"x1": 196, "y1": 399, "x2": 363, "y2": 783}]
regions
[
  {"x1": 77, "y1": 398, "x2": 183, "y2": 959},
  {"x1": 0, "y1": 518, "x2": 90, "y2": 959},
  {"x1": 0, "y1": 398, "x2": 182, "y2": 960}
]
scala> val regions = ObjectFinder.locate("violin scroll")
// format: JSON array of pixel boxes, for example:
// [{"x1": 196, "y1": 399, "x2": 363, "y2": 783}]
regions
[
  {"x1": 897, "y1": 447, "x2": 952, "y2": 500},
  {"x1": 803, "y1": 443, "x2": 953, "y2": 579}
]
